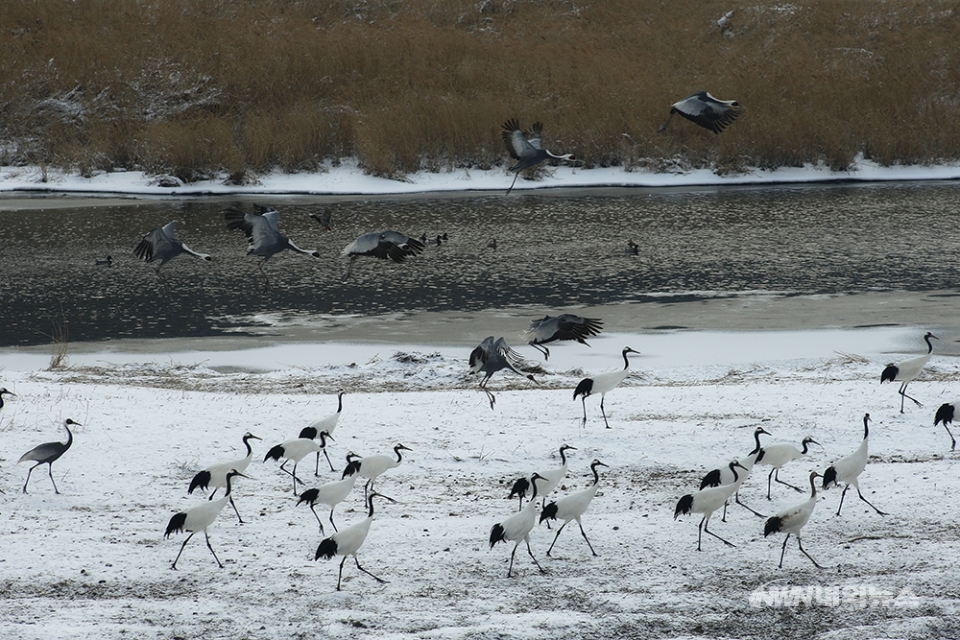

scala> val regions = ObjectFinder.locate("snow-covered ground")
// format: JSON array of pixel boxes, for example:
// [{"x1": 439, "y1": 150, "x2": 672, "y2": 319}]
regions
[
  {"x1": 1, "y1": 327, "x2": 959, "y2": 639},
  {"x1": 2, "y1": 156, "x2": 960, "y2": 197}
]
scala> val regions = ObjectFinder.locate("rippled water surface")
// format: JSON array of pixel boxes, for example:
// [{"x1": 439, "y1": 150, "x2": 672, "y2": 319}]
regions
[{"x1": 1, "y1": 182, "x2": 959, "y2": 346}]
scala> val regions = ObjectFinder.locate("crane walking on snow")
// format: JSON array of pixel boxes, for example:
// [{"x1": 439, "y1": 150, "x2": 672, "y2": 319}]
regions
[
  {"x1": 822, "y1": 413, "x2": 886, "y2": 517},
  {"x1": 881, "y1": 332, "x2": 938, "y2": 413},
  {"x1": 165, "y1": 469, "x2": 249, "y2": 570},
  {"x1": 188, "y1": 432, "x2": 262, "y2": 523},
  {"x1": 573, "y1": 347, "x2": 640, "y2": 428},
  {"x1": 19, "y1": 419, "x2": 79, "y2": 494},
  {"x1": 315, "y1": 491, "x2": 396, "y2": 591},
  {"x1": 540, "y1": 459, "x2": 609, "y2": 557},
  {"x1": 764, "y1": 471, "x2": 824, "y2": 569}
]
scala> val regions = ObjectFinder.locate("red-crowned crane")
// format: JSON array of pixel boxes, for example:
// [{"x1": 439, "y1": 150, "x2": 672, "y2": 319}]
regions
[
  {"x1": 134, "y1": 220, "x2": 211, "y2": 278},
  {"x1": 501, "y1": 119, "x2": 575, "y2": 195},
  {"x1": 675, "y1": 460, "x2": 746, "y2": 550},
  {"x1": 224, "y1": 204, "x2": 320, "y2": 283},
  {"x1": 756, "y1": 436, "x2": 820, "y2": 500},
  {"x1": 524, "y1": 314, "x2": 604, "y2": 361},
  {"x1": 264, "y1": 432, "x2": 333, "y2": 496},
  {"x1": 764, "y1": 471, "x2": 824, "y2": 569},
  {"x1": 188, "y1": 432, "x2": 261, "y2": 523},
  {"x1": 573, "y1": 346, "x2": 640, "y2": 428},
  {"x1": 19, "y1": 419, "x2": 79, "y2": 494},
  {"x1": 297, "y1": 467, "x2": 361, "y2": 535},
  {"x1": 508, "y1": 444, "x2": 576, "y2": 511},
  {"x1": 881, "y1": 332, "x2": 938, "y2": 413},
  {"x1": 340, "y1": 231, "x2": 425, "y2": 280},
  {"x1": 343, "y1": 444, "x2": 412, "y2": 500},
  {"x1": 469, "y1": 336, "x2": 537, "y2": 409},
  {"x1": 540, "y1": 459, "x2": 609, "y2": 557},
  {"x1": 657, "y1": 92, "x2": 741, "y2": 135},
  {"x1": 822, "y1": 413, "x2": 886, "y2": 516},
  {"x1": 165, "y1": 469, "x2": 249, "y2": 570},
  {"x1": 699, "y1": 426, "x2": 771, "y2": 521},
  {"x1": 490, "y1": 473, "x2": 547, "y2": 577},
  {"x1": 315, "y1": 491, "x2": 396, "y2": 591},
  {"x1": 298, "y1": 389, "x2": 346, "y2": 474},
  {"x1": 934, "y1": 400, "x2": 959, "y2": 451}
]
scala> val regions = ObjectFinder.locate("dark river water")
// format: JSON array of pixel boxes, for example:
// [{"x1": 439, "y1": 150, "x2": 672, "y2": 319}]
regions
[{"x1": 1, "y1": 182, "x2": 959, "y2": 347}]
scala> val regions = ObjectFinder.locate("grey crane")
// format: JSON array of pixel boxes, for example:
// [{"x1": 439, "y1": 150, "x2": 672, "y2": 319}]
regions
[
  {"x1": 658, "y1": 92, "x2": 741, "y2": 135},
  {"x1": 224, "y1": 204, "x2": 320, "y2": 282},
  {"x1": 501, "y1": 119, "x2": 575, "y2": 195},
  {"x1": 469, "y1": 336, "x2": 537, "y2": 409},
  {"x1": 524, "y1": 314, "x2": 604, "y2": 360},
  {"x1": 19, "y1": 418, "x2": 79, "y2": 494},
  {"x1": 134, "y1": 221, "x2": 212, "y2": 277},
  {"x1": 340, "y1": 230, "x2": 425, "y2": 280}
]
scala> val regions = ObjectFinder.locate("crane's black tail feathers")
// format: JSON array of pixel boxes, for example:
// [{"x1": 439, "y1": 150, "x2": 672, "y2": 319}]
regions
[
  {"x1": 508, "y1": 477, "x2": 530, "y2": 500},
  {"x1": 573, "y1": 378, "x2": 593, "y2": 400},
  {"x1": 315, "y1": 537, "x2": 338, "y2": 560},
  {"x1": 880, "y1": 364, "x2": 898, "y2": 384},
  {"x1": 299, "y1": 426, "x2": 318, "y2": 440},
  {"x1": 822, "y1": 466, "x2": 838, "y2": 490},
  {"x1": 298, "y1": 488, "x2": 320, "y2": 506},
  {"x1": 539, "y1": 502, "x2": 559, "y2": 524},
  {"x1": 489, "y1": 523, "x2": 506, "y2": 548},
  {"x1": 699, "y1": 469, "x2": 721, "y2": 490},
  {"x1": 164, "y1": 512, "x2": 187, "y2": 538},
  {"x1": 764, "y1": 515, "x2": 783, "y2": 537},
  {"x1": 935, "y1": 403, "x2": 955, "y2": 426},
  {"x1": 342, "y1": 459, "x2": 362, "y2": 478},
  {"x1": 674, "y1": 494, "x2": 693, "y2": 519},
  {"x1": 188, "y1": 470, "x2": 211, "y2": 495},
  {"x1": 264, "y1": 444, "x2": 285, "y2": 462}
]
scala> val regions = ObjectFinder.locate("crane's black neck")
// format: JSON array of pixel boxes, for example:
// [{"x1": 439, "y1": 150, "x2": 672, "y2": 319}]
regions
[
  {"x1": 243, "y1": 435, "x2": 255, "y2": 456},
  {"x1": 317, "y1": 431, "x2": 331, "y2": 447},
  {"x1": 63, "y1": 422, "x2": 74, "y2": 450},
  {"x1": 367, "y1": 494, "x2": 379, "y2": 518},
  {"x1": 559, "y1": 445, "x2": 571, "y2": 465},
  {"x1": 750, "y1": 429, "x2": 764, "y2": 455},
  {"x1": 590, "y1": 462, "x2": 604, "y2": 485},
  {"x1": 800, "y1": 439, "x2": 811, "y2": 455},
  {"x1": 224, "y1": 472, "x2": 238, "y2": 497},
  {"x1": 728, "y1": 461, "x2": 739, "y2": 483},
  {"x1": 337, "y1": 392, "x2": 344, "y2": 413},
  {"x1": 622, "y1": 349, "x2": 631, "y2": 370},
  {"x1": 808, "y1": 472, "x2": 819, "y2": 498},
  {"x1": 530, "y1": 475, "x2": 542, "y2": 500},
  {"x1": 862, "y1": 414, "x2": 870, "y2": 440},
  {"x1": 394, "y1": 445, "x2": 407, "y2": 462},
  {"x1": 924, "y1": 333, "x2": 935, "y2": 354}
]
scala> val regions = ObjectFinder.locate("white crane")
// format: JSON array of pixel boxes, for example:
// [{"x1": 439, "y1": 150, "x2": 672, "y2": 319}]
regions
[
  {"x1": 343, "y1": 444, "x2": 412, "y2": 500},
  {"x1": 164, "y1": 469, "x2": 249, "y2": 570},
  {"x1": 224, "y1": 204, "x2": 320, "y2": 283},
  {"x1": 573, "y1": 347, "x2": 641, "y2": 429},
  {"x1": 524, "y1": 314, "x2": 604, "y2": 360},
  {"x1": 315, "y1": 491, "x2": 396, "y2": 591},
  {"x1": 340, "y1": 231, "x2": 425, "y2": 280},
  {"x1": 298, "y1": 389, "x2": 346, "y2": 474},
  {"x1": 881, "y1": 331, "x2": 938, "y2": 413},
  {"x1": 134, "y1": 220, "x2": 212, "y2": 278},
  {"x1": 764, "y1": 471, "x2": 824, "y2": 569},
  {"x1": 674, "y1": 461, "x2": 746, "y2": 550},
  {"x1": 700, "y1": 427, "x2": 771, "y2": 521},
  {"x1": 501, "y1": 119, "x2": 575, "y2": 195},
  {"x1": 755, "y1": 436, "x2": 820, "y2": 500},
  {"x1": 934, "y1": 400, "x2": 959, "y2": 450},
  {"x1": 508, "y1": 444, "x2": 577, "y2": 511},
  {"x1": 657, "y1": 91, "x2": 741, "y2": 135},
  {"x1": 188, "y1": 432, "x2": 261, "y2": 523},
  {"x1": 469, "y1": 336, "x2": 537, "y2": 409},
  {"x1": 539, "y1": 459, "x2": 608, "y2": 557},
  {"x1": 19, "y1": 418, "x2": 79, "y2": 494},
  {"x1": 822, "y1": 413, "x2": 886, "y2": 516},
  {"x1": 297, "y1": 468, "x2": 361, "y2": 535},
  {"x1": 263, "y1": 432, "x2": 333, "y2": 495},
  {"x1": 490, "y1": 473, "x2": 547, "y2": 577}
]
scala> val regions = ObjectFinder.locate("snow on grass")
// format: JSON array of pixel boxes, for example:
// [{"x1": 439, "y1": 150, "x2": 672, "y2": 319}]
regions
[{"x1": 2, "y1": 329, "x2": 960, "y2": 639}]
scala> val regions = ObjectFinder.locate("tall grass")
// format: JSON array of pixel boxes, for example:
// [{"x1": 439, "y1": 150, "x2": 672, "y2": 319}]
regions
[{"x1": 1, "y1": 0, "x2": 958, "y2": 180}]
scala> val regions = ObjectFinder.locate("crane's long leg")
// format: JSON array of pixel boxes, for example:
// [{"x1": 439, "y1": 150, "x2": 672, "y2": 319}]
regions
[
  {"x1": 257, "y1": 259, "x2": 270, "y2": 289},
  {"x1": 203, "y1": 531, "x2": 223, "y2": 568},
  {"x1": 855, "y1": 487, "x2": 887, "y2": 516},
  {"x1": 336, "y1": 556, "x2": 348, "y2": 590},
  {"x1": 774, "y1": 468, "x2": 804, "y2": 493},
  {"x1": 507, "y1": 542, "x2": 520, "y2": 577},
  {"x1": 778, "y1": 533, "x2": 791, "y2": 568},
  {"x1": 480, "y1": 383, "x2": 496, "y2": 410},
  {"x1": 736, "y1": 490, "x2": 766, "y2": 518},
  {"x1": 900, "y1": 382, "x2": 922, "y2": 410},
  {"x1": 943, "y1": 423, "x2": 957, "y2": 451},
  {"x1": 835, "y1": 485, "x2": 850, "y2": 516},
  {"x1": 580, "y1": 397, "x2": 588, "y2": 428},
  {"x1": 323, "y1": 448, "x2": 336, "y2": 473},
  {"x1": 22, "y1": 462, "x2": 40, "y2": 494},
  {"x1": 207, "y1": 488, "x2": 219, "y2": 500},
  {"x1": 546, "y1": 522, "x2": 569, "y2": 556},
  {"x1": 796, "y1": 536, "x2": 823, "y2": 569},
  {"x1": 229, "y1": 496, "x2": 245, "y2": 524},
  {"x1": 600, "y1": 396, "x2": 611, "y2": 429},
  {"x1": 721, "y1": 500, "x2": 729, "y2": 523},
  {"x1": 525, "y1": 535, "x2": 544, "y2": 573},
  {"x1": 702, "y1": 516, "x2": 736, "y2": 548},
  {"x1": 310, "y1": 505, "x2": 325, "y2": 534},
  {"x1": 314, "y1": 452, "x2": 321, "y2": 476},
  {"x1": 328, "y1": 508, "x2": 339, "y2": 533},
  {"x1": 354, "y1": 555, "x2": 386, "y2": 584},
  {"x1": 47, "y1": 463, "x2": 60, "y2": 494},
  {"x1": 171, "y1": 532, "x2": 195, "y2": 570},
  {"x1": 531, "y1": 343, "x2": 550, "y2": 360},
  {"x1": 576, "y1": 519, "x2": 597, "y2": 556},
  {"x1": 505, "y1": 171, "x2": 521, "y2": 196},
  {"x1": 279, "y1": 460, "x2": 306, "y2": 489},
  {"x1": 657, "y1": 112, "x2": 675, "y2": 134}
]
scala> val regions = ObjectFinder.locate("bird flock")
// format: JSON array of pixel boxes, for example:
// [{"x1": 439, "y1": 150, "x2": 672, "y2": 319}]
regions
[{"x1": 3, "y1": 316, "x2": 951, "y2": 589}]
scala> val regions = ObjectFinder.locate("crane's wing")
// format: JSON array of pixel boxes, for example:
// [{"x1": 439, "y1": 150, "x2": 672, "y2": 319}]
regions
[
  {"x1": 526, "y1": 314, "x2": 603, "y2": 345},
  {"x1": 493, "y1": 337, "x2": 526, "y2": 367},
  {"x1": 341, "y1": 232, "x2": 404, "y2": 261},
  {"x1": 225, "y1": 208, "x2": 276, "y2": 250},
  {"x1": 469, "y1": 336, "x2": 497, "y2": 372},
  {"x1": 380, "y1": 231, "x2": 426, "y2": 261},
  {"x1": 501, "y1": 119, "x2": 537, "y2": 161},
  {"x1": 260, "y1": 209, "x2": 283, "y2": 235},
  {"x1": 672, "y1": 94, "x2": 740, "y2": 134},
  {"x1": 134, "y1": 221, "x2": 178, "y2": 262},
  {"x1": 525, "y1": 122, "x2": 544, "y2": 150}
]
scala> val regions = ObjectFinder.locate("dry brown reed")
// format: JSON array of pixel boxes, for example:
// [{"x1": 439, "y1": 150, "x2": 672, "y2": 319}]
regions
[{"x1": 1, "y1": 0, "x2": 958, "y2": 180}]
